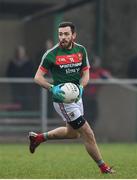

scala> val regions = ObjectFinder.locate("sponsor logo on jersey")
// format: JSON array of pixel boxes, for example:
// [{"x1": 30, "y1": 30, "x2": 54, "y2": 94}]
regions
[
  {"x1": 59, "y1": 62, "x2": 82, "y2": 69},
  {"x1": 56, "y1": 53, "x2": 83, "y2": 65},
  {"x1": 77, "y1": 53, "x2": 83, "y2": 61}
]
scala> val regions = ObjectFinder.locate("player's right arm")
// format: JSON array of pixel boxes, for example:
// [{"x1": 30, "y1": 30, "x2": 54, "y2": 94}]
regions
[
  {"x1": 34, "y1": 49, "x2": 65, "y2": 101},
  {"x1": 34, "y1": 49, "x2": 54, "y2": 90},
  {"x1": 34, "y1": 67, "x2": 65, "y2": 101},
  {"x1": 34, "y1": 67, "x2": 52, "y2": 90}
]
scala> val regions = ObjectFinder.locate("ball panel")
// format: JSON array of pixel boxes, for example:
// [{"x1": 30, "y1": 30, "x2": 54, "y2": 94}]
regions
[{"x1": 60, "y1": 83, "x2": 79, "y2": 103}]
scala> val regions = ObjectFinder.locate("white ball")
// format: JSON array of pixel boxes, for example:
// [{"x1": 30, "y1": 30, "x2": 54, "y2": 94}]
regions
[{"x1": 60, "y1": 83, "x2": 80, "y2": 103}]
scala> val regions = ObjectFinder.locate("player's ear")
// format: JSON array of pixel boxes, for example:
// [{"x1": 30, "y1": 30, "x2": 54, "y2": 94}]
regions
[{"x1": 72, "y1": 32, "x2": 76, "y2": 41}]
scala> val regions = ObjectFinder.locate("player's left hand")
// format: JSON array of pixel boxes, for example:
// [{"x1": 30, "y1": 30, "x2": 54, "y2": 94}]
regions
[{"x1": 75, "y1": 85, "x2": 83, "y2": 102}]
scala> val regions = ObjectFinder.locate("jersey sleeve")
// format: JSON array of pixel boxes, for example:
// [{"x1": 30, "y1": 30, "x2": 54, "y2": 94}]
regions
[
  {"x1": 39, "y1": 51, "x2": 52, "y2": 74},
  {"x1": 81, "y1": 47, "x2": 90, "y2": 72}
]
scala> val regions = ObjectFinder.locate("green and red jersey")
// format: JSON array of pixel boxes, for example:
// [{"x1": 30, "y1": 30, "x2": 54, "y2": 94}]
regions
[{"x1": 40, "y1": 42, "x2": 90, "y2": 85}]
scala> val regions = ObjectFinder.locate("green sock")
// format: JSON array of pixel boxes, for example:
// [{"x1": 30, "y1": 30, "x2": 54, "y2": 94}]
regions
[
  {"x1": 43, "y1": 132, "x2": 48, "y2": 140},
  {"x1": 97, "y1": 159, "x2": 104, "y2": 166}
]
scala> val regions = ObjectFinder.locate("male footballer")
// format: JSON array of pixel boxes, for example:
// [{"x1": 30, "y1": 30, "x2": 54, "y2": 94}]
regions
[{"x1": 29, "y1": 21, "x2": 115, "y2": 174}]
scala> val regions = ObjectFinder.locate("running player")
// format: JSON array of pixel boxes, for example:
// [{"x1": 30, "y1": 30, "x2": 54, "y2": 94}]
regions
[{"x1": 29, "y1": 21, "x2": 115, "y2": 174}]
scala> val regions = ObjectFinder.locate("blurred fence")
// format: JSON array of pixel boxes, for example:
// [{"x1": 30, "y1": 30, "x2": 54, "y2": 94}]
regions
[{"x1": 0, "y1": 78, "x2": 137, "y2": 143}]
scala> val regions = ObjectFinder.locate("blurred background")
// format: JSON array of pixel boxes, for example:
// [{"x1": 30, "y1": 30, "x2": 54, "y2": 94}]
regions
[{"x1": 0, "y1": 0, "x2": 137, "y2": 143}]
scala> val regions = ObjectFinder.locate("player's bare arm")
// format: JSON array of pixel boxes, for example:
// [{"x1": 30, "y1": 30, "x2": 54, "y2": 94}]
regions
[
  {"x1": 34, "y1": 67, "x2": 52, "y2": 90},
  {"x1": 34, "y1": 67, "x2": 65, "y2": 102},
  {"x1": 80, "y1": 69, "x2": 90, "y2": 87}
]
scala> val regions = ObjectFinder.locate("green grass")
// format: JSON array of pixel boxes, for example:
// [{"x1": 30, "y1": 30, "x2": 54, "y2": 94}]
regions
[{"x1": 0, "y1": 143, "x2": 137, "y2": 179}]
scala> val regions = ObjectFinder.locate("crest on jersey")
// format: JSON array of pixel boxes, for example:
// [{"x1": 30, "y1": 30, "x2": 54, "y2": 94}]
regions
[{"x1": 77, "y1": 53, "x2": 82, "y2": 61}]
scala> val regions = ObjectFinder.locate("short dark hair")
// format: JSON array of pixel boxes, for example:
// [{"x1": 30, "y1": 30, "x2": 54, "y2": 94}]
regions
[{"x1": 58, "y1": 22, "x2": 76, "y2": 34}]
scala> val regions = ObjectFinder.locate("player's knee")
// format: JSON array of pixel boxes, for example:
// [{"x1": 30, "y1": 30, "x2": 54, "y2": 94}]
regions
[
  {"x1": 75, "y1": 132, "x2": 80, "y2": 138},
  {"x1": 67, "y1": 116, "x2": 85, "y2": 129}
]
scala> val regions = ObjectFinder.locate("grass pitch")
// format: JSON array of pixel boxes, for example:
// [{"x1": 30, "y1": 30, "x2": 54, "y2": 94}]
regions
[{"x1": 0, "y1": 143, "x2": 137, "y2": 179}]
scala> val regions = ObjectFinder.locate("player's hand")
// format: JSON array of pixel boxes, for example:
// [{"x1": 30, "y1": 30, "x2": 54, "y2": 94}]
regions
[
  {"x1": 75, "y1": 85, "x2": 83, "y2": 102},
  {"x1": 49, "y1": 85, "x2": 65, "y2": 102}
]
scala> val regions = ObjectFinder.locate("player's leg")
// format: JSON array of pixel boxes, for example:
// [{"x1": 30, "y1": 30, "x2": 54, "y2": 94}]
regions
[
  {"x1": 68, "y1": 116, "x2": 114, "y2": 173},
  {"x1": 29, "y1": 102, "x2": 81, "y2": 153},
  {"x1": 29, "y1": 123, "x2": 80, "y2": 153},
  {"x1": 29, "y1": 100, "x2": 114, "y2": 173},
  {"x1": 53, "y1": 101, "x2": 114, "y2": 173},
  {"x1": 43, "y1": 123, "x2": 80, "y2": 140},
  {"x1": 78, "y1": 120, "x2": 102, "y2": 162}
]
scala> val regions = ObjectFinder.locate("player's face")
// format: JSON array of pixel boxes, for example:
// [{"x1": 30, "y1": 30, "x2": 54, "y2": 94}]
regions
[{"x1": 58, "y1": 26, "x2": 76, "y2": 49}]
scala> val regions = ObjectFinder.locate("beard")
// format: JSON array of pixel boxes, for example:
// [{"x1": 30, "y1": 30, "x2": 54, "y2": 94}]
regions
[{"x1": 60, "y1": 39, "x2": 73, "y2": 49}]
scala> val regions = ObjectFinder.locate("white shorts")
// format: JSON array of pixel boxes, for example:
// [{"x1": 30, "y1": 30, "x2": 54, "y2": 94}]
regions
[{"x1": 53, "y1": 98, "x2": 84, "y2": 122}]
